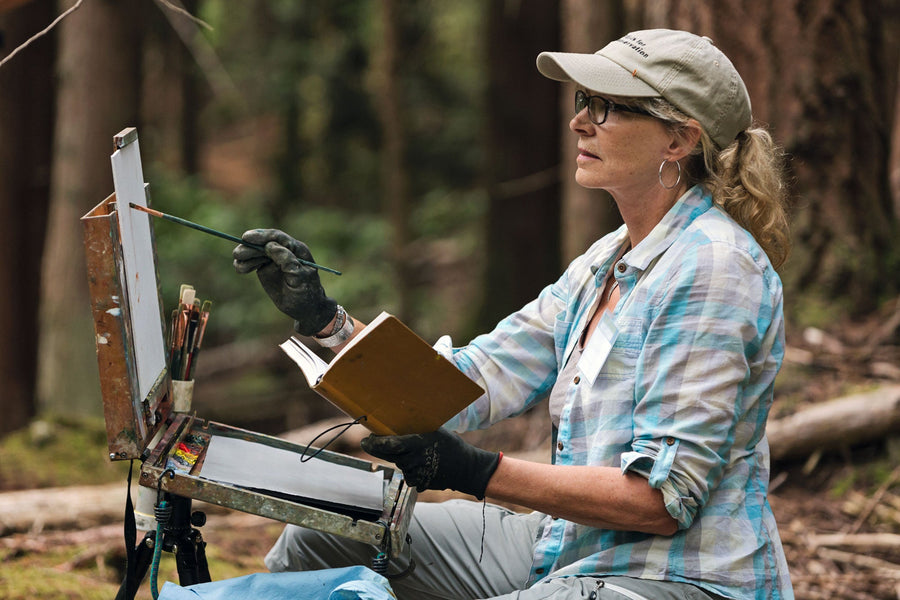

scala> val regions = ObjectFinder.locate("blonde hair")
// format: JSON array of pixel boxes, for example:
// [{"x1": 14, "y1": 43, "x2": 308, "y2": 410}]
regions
[{"x1": 633, "y1": 98, "x2": 792, "y2": 269}]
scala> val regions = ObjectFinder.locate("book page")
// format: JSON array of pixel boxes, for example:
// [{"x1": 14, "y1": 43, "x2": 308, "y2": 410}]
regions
[
  {"x1": 280, "y1": 337, "x2": 329, "y2": 387},
  {"x1": 199, "y1": 435, "x2": 384, "y2": 517}
]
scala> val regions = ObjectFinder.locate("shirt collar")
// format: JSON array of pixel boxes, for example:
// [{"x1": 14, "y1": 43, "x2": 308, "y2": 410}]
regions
[
  {"x1": 622, "y1": 185, "x2": 713, "y2": 272},
  {"x1": 589, "y1": 227, "x2": 630, "y2": 283}
]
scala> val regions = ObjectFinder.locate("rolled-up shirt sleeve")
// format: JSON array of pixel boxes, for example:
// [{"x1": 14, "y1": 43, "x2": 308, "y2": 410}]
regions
[
  {"x1": 621, "y1": 238, "x2": 782, "y2": 530},
  {"x1": 621, "y1": 437, "x2": 700, "y2": 530}
]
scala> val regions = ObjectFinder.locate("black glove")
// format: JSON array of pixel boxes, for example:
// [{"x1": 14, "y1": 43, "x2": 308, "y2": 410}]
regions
[
  {"x1": 361, "y1": 429, "x2": 501, "y2": 500},
  {"x1": 233, "y1": 229, "x2": 337, "y2": 336}
]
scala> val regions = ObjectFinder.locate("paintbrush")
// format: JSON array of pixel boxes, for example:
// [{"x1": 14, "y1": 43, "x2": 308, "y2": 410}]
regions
[{"x1": 128, "y1": 202, "x2": 342, "y2": 275}]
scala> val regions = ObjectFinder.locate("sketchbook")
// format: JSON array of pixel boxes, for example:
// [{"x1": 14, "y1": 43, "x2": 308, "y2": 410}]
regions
[{"x1": 280, "y1": 311, "x2": 484, "y2": 436}]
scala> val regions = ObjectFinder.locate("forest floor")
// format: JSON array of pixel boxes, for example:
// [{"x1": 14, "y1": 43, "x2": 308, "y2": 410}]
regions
[{"x1": 2, "y1": 311, "x2": 900, "y2": 599}]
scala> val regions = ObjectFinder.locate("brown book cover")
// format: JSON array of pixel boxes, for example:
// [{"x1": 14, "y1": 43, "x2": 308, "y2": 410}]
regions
[{"x1": 280, "y1": 312, "x2": 484, "y2": 435}]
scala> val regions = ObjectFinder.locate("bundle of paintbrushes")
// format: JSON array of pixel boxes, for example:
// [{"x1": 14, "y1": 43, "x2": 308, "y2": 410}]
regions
[{"x1": 168, "y1": 284, "x2": 211, "y2": 381}]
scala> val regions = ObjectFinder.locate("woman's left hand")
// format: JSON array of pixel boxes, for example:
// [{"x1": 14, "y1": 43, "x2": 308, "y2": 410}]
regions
[{"x1": 361, "y1": 429, "x2": 501, "y2": 500}]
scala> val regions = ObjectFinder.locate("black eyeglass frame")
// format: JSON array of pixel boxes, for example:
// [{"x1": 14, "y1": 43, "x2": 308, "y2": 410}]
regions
[{"x1": 574, "y1": 89, "x2": 652, "y2": 125}]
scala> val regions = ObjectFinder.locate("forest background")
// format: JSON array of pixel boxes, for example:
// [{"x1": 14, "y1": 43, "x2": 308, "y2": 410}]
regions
[{"x1": 1, "y1": 0, "x2": 900, "y2": 599}]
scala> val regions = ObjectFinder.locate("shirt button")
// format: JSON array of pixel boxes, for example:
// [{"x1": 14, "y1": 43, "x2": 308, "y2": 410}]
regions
[
  {"x1": 666, "y1": 436, "x2": 676, "y2": 446},
  {"x1": 617, "y1": 263, "x2": 627, "y2": 273},
  {"x1": 573, "y1": 375, "x2": 580, "y2": 384},
  {"x1": 557, "y1": 442, "x2": 564, "y2": 452},
  {"x1": 535, "y1": 568, "x2": 545, "y2": 575}
]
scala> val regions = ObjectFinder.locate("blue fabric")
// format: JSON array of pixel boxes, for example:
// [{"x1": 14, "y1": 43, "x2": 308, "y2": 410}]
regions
[
  {"x1": 157, "y1": 566, "x2": 396, "y2": 600},
  {"x1": 436, "y1": 186, "x2": 792, "y2": 599}
]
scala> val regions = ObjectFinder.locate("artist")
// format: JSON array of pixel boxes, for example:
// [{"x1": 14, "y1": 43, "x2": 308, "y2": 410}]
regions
[{"x1": 234, "y1": 29, "x2": 794, "y2": 600}]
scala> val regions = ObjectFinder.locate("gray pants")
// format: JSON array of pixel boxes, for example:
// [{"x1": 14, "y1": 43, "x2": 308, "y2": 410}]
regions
[{"x1": 265, "y1": 499, "x2": 721, "y2": 600}]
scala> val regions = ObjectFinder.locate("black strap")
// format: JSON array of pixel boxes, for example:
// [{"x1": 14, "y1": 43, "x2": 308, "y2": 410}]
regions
[
  {"x1": 386, "y1": 533, "x2": 416, "y2": 581},
  {"x1": 121, "y1": 461, "x2": 137, "y2": 600},
  {"x1": 478, "y1": 497, "x2": 487, "y2": 562},
  {"x1": 300, "y1": 415, "x2": 367, "y2": 462}
]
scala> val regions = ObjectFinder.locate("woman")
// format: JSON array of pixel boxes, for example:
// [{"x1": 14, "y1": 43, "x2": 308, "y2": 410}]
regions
[{"x1": 235, "y1": 29, "x2": 793, "y2": 600}]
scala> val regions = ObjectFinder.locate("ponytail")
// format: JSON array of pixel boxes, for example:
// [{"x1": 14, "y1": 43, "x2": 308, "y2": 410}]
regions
[{"x1": 704, "y1": 128, "x2": 791, "y2": 269}]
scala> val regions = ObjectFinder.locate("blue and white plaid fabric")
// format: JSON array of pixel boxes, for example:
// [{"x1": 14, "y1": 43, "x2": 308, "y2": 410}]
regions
[{"x1": 438, "y1": 186, "x2": 793, "y2": 599}]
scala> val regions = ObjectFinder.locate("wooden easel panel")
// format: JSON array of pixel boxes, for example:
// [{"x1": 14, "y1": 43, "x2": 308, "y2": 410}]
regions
[{"x1": 82, "y1": 193, "x2": 171, "y2": 459}]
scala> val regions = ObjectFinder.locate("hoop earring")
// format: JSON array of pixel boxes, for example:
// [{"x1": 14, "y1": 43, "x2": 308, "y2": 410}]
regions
[{"x1": 658, "y1": 159, "x2": 682, "y2": 190}]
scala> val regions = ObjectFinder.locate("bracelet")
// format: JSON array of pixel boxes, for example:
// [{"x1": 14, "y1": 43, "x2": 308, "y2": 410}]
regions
[
  {"x1": 315, "y1": 305, "x2": 346, "y2": 338},
  {"x1": 313, "y1": 305, "x2": 355, "y2": 347}
]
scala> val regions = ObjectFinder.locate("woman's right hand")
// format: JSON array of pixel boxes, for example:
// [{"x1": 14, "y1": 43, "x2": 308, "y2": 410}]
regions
[{"x1": 233, "y1": 229, "x2": 337, "y2": 336}]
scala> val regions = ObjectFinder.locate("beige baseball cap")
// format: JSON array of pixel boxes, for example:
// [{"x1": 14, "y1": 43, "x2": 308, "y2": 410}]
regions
[{"x1": 536, "y1": 29, "x2": 751, "y2": 148}]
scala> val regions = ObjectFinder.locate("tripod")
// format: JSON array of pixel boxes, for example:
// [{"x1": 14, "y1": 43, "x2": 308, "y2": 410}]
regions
[{"x1": 116, "y1": 490, "x2": 211, "y2": 600}]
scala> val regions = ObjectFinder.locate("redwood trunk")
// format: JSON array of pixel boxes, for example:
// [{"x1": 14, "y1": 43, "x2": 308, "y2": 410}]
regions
[
  {"x1": 38, "y1": 0, "x2": 143, "y2": 416},
  {"x1": 0, "y1": 0, "x2": 56, "y2": 435},
  {"x1": 480, "y1": 0, "x2": 561, "y2": 328},
  {"x1": 558, "y1": 0, "x2": 625, "y2": 263},
  {"x1": 643, "y1": 0, "x2": 900, "y2": 315}
]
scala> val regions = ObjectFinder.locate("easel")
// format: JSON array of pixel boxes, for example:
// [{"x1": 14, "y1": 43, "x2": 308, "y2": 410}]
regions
[{"x1": 83, "y1": 128, "x2": 416, "y2": 598}]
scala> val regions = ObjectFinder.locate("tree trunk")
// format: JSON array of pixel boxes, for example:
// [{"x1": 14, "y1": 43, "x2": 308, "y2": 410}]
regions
[
  {"x1": 558, "y1": 0, "x2": 625, "y2": 263},
  {"x1": 479, "y1": 0, "x2": 561, "y2": 329},
  {"x1": 642, "y1": 0, "x2": 900, "y2": 316},
  {"x1": 141, "y1": 0, "x2": 203, "y2": 175},
  {"x1": 0, "y1": 0, "x2": 56, "y2": 436},
  {"x1": 373, "y1": 0, "x2": 413, "y2": 323},
  {"x1": 38, "y1": 0, "x2": 142, "y2": 417},
  {"x1": 766, "y1": 385, "x2": 900, "y2": 461},
  {"x1": 178, "y1": 0, "x2": 201, "y2": 175}
]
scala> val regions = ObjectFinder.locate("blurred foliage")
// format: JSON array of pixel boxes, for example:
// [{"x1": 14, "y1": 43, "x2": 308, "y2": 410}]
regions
[
  {"x1": 143, "y1": 0, "x2": 490, "y2": 344},
  {"x1": 147, "y1": 169, "x2": 398, "y2": 344},
  {"x1": 197, "y1": 0, "x2": 485, "y2": 211},
  {"x1": 148, "y1": 168, "x2": 488, "y2": 345},
  {"x1": 0, "y1": 547, "x2": 259, "y2": 600}
]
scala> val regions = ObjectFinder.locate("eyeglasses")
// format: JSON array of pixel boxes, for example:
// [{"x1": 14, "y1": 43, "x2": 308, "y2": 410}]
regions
[{"x1": 574, "y1": 89, "x2": 651, "y2": 125}]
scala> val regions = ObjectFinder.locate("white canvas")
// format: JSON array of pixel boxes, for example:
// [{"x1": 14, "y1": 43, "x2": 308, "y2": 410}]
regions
[
  {"x1": 111, "y1": 138, "x2": 167, "y2": 406},
  {"x1": 200, "y1": 435, "x2": 385, "y2": 514}
]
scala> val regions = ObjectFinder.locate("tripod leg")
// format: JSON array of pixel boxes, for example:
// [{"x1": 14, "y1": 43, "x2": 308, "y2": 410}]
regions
[
  {"x1": 115, "y1": 531, "x2": 156, "y2": 600},
  {"x1": 194, "y1": 532, "x2": 211, "y2": 583},
  {"x1": 173, "y1": 529, "x2": 210, "y2": 586}
]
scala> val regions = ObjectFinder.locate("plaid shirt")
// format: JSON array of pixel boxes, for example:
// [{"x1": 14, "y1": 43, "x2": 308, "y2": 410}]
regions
[{"x1": 438, "y1": 186, "x2": 793, "y2": 599}]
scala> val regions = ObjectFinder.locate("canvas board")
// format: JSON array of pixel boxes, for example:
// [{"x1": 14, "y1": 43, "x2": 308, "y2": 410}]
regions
[{"x1": 111, "y1": 138, "x2": 167, "y2": 403}]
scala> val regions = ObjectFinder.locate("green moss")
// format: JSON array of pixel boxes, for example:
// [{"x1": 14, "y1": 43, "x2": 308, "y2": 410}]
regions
[
  {"x1": 0, "y1": 528, "x2": 274, "y2": 599},
  {"x1": 0, "y1": 415, "x2": 129, "y2": 491},
  {"x1": 0, "y1": 546, "x2": 120, "y2": 600},
  {"x1": 829, "y1": 470, "x2": 858, "y2": 499},
  {"x1": 829, "y1": 452, "x2": 900, "y2": 500},
  {"x1": 786, "y1": 294, "x2": 844, "y2": 331}
]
